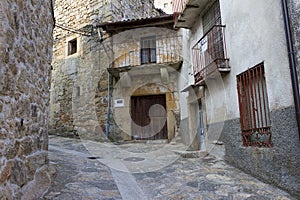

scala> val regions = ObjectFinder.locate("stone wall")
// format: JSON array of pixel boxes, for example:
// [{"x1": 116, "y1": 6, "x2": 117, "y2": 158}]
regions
[
  {"x1": 111, "y1": 0, "x2": 158, "y2": 20},
  {"x1": 50, "y1": 0, "x2": 111, "y2": 139},
  {"x1": 0, "y1": 0, "x2": 54, "y2": 199},
  {"x1": 221, "y1": 107, "x2": 300, "y2": 198},
  {"x1": 50, "y1": 0, "x2": 160, "y2": 140}
]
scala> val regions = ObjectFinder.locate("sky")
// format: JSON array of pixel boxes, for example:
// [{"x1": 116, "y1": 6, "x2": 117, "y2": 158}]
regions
[{"x1": 154, "y1": 0, "x2": 173, "y2": 14}]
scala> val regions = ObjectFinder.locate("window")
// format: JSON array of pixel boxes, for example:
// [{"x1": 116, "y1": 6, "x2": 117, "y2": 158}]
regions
[
  {"x1": 141, "y1": 36, "x2": 156, "y2": 64},
  {"x1": 202, "y1": 0, "x2": 224, "y2": 64},
  {"x1": 68, "y1": 38, "x2": 77, "y2": 55},
  {"x1": 237, "y1": 63, "x2": 272, "y2": 147},
  {"x1": 202, "y1": 0, "x2": 221, "y2": 34}
]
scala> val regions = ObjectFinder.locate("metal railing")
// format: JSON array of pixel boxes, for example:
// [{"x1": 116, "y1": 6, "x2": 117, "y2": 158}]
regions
[
  {"x1": 237, "y1": 63, "x2": 272, "y2": 147},
  {"x1": 112, "y1": 35, "x2": 182, "y2": 68},
  {"x1": 192, "y1": 25, "x2": 229, "y2": 85},
  {"x1": 172, "y1": 0, "x2": 186, "y2": 21}
]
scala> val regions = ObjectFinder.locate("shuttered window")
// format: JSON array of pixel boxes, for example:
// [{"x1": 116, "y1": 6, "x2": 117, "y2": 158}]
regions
[
  {"x1": 237, "y1": 63, "x2": 272, "y2": 147},
  {"x1": 202, "y1": 0, "x2": 221, "y2": 34}
]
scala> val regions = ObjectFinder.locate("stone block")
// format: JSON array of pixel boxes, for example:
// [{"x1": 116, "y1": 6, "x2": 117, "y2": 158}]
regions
[
  {"x1": 21, "y1": 165, "x2": 52, "y2": 200},
  {"x1": 5, "y1": 142, "x2": 19, "y2": 160},
  {"x1": 11, "y1": 160, "x2": 27, "y2": 187},
  {"x1": 0, "y1": 186, "x2": 13, "y2": 200},
  {"x1": 26, "y1": 151, "x2": 48, "y2": 178},
  {"x1": 18, "y1": 137, "x2": 33, "y2": 157},
  {"x1": 0, "y1": 160, "x2": 15, "y2": 183}
]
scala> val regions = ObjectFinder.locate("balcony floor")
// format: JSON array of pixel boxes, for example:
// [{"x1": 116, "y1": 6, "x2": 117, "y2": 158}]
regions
[{"x1": 108, "y1": 61, "x2": 183, "y2": 79}]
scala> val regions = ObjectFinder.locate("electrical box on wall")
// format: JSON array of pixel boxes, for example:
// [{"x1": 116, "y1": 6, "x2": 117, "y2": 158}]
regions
[{"x1": 114, "y1": 99, "x2": 125, "y2": 107}]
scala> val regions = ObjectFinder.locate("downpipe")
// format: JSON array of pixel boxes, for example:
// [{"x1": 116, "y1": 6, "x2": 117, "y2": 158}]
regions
[
  {"x1": 97, "y1": 27, "x2": 111, "y2": 139},
  {"x1": 106, "y1": 71, "x2": 111, "y2": 139},
  {"x1": 281, "y1": 0, "x2": 300, "y2": 139}
]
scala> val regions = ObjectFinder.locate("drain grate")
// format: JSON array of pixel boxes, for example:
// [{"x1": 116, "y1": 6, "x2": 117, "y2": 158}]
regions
[{"x1": 87, "y1": 156, "x2": 101, "y2": 160}]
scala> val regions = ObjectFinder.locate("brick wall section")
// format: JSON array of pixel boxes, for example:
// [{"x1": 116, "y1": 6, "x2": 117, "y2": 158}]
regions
[
  {"x1": 50, "y1": 0, "x2": 160, "y2": 139},
  {"x1": 0, "y1": 0, "x2": 54, "y2": 199}
]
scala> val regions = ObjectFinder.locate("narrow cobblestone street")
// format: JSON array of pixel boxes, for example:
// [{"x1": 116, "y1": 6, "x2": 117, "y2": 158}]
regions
[{"x1": 42, "y1": 136, "x2": 296, "y2": 200}]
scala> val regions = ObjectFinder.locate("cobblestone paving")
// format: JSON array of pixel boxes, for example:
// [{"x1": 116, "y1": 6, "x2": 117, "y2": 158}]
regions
[{"x1": 43, "y1": 136, "x2": 296, "y2": 200}]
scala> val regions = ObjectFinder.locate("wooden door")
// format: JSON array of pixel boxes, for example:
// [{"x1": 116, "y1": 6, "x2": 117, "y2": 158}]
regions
[{"x1": 131, "y1": 95, "x2": 167, "y2": 140}]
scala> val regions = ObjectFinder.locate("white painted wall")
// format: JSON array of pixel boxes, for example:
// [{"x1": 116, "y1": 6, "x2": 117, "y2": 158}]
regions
[
  {"x1": 178, "y1": 29, "x2": 192, "y2": 119},
  {"x1": 221, "y1": 0, "x2": 293, "y2": 119},
  {"x1": 180, "y1": 0, "x2": 294, "y2": 123}
]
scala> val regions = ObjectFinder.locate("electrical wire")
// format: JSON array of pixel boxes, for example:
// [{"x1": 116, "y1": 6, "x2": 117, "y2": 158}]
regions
[{"x1": 55, "y1": 23, "x2": 92, "y2": 37}]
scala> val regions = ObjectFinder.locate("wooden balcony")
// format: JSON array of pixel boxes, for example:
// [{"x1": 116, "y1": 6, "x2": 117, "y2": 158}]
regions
[
  {"x1": 112, "y1": 35, "x2": 182, "y2": 68},
  {"x1": 109, "y1": 35, "x2": 183, "y2": 78},
  {"x1": 192, "y1": 25, "x2": 230, "y2": 85}
]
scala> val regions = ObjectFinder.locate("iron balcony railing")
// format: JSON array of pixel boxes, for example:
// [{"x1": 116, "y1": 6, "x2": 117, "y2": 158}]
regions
[
  {"x1": 112, "y1": 35, "x2": 182, "y2": 68},
  {"x1": 192, "y1": 25, "x2": 230, "y2": 85}
]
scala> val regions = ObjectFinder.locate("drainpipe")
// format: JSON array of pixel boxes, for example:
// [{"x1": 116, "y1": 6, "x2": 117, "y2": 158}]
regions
[
  {"x1": 97, "y1": 27, "x2": 112, "y2": 139},
  {"x1": 106, "y1": 71, "x2": 111, "y2": 139},
  {"x1": 50, "y1": 0, "x2": 55, "y2": 26},
  {"x1": 281, "y1": 0, "x2": 300, "y2": 139}
]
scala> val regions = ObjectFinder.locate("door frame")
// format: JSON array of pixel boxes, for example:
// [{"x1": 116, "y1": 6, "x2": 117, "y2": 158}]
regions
[{"x1": 130, "y1": 94, "x2": 168, "y2": 140}]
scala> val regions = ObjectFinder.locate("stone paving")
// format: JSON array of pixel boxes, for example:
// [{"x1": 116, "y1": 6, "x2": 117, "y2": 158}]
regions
[{"x1": 42, "y1": 136, "x2": 296, "y2": 200}]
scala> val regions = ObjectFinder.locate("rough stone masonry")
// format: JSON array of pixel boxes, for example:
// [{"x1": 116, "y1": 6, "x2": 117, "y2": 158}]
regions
[
  {"x1": 0, "y1": 0, "x2": 54, "y2": 199},
  {"x1": 50, "y1": 0, "x2": 160, "y2": 141}
]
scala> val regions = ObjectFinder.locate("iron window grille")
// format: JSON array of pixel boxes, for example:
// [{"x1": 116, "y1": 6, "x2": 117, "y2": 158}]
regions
[
  {"x1": 237, "y1": 63, "x2": 272, "y2": 147},
  {"x1": 141, "y1": 36, "x2": 156, "y2": 64}
]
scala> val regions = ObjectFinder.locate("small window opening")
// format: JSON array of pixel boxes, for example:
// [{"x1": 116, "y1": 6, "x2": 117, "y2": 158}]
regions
[
  {"x1": 77, "y1": 86, "x2": 80, "y2": 97},
  {"x1": 68, "y1": 38, "x2": 77, "y2": 55}
]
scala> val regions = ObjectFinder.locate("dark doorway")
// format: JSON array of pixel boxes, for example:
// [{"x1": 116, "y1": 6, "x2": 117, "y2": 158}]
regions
[
  {"x1": 131, "y1": 95, "x2": 167, "y2": 140},
  {"x1": 198, "y1": 100, "x2": 205, "y2": 150}
]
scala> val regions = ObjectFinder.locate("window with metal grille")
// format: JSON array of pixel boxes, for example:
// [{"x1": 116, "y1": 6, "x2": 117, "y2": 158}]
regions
[
  {"x1": 237, "y1": 63, "x2": 272, "y2": 147},
  {"x1": 202, "y1": 0, "x2": 221, "y2": 34},
  {"x1": 141, "y1": 36, "x2": 156, "y2": 64}
]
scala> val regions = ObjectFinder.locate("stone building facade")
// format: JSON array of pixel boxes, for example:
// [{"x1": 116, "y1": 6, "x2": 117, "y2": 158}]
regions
[
  {"x1": 0, "y1": 0, "x2": 54, "y2": 199},
  {"x1": 97, "y1": 15, "x2": 182, "y2": 141},
  {"x1": 50, "y1": 0, "x2": 160, "y2": 140},
  {"x1": 174, "y1": 0, "x2": 300, "y2": 197}
]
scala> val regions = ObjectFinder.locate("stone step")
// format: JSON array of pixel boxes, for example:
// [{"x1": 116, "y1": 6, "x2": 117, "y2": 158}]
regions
[
  {"x1": 146, "y1": 139, "x2": 168, "y2": 144},
  {"x1": 172, "y1": 150, "x2": 208, "y2": 158}
]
